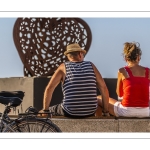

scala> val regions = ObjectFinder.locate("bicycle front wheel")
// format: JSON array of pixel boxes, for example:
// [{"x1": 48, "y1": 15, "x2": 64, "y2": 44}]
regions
[{"x1": 3, "y1": 117, "x2": 62, "y2": 132}]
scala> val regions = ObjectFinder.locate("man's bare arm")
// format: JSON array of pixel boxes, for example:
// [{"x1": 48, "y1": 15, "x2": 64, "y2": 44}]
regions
[
  {"x1": 43, "y1": 63, "x2": 65, "y2": 110},
  {"x1": 91, "y1": 63, "x2": 109, "y2": 112}
]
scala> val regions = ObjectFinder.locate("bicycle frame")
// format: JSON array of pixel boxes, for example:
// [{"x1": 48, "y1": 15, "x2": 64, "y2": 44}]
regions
[
  {"x1": 0, "y1": 105, "x2": 57, "y2": 132},
  {"x1": 0, "y1": 91, "x2": 61, "y2": 132},
  {"x1": 0, "y1": 105, "x2": 16, "y2": 132}
]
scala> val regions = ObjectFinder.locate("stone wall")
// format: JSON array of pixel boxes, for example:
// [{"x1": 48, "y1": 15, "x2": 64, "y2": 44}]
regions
[{"x1": 0, "y1": 77, "x2": 117, "y2": 115}]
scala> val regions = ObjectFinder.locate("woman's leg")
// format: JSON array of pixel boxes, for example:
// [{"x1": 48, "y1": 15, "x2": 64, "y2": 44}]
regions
[
  {"x1": 95, "y1": 104, "x2": 102, "y2": 116},
  {"x1": 96, "y1": 95, "x2": 118, "y2": 116}
]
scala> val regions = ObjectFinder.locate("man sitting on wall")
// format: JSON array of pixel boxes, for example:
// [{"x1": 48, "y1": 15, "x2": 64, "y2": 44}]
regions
[{"x1": 39, "y1": 43, "x2": 109, "y2": 117}]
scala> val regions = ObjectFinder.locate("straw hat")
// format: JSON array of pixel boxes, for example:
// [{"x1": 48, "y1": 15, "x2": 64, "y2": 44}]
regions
[{"x1": 64, "y1": 43, "x2": 86, "y2": 56}]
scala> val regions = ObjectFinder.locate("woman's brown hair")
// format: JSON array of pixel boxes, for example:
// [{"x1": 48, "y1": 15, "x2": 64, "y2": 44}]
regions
[{"x1": 123, "y1": 42, "x2": 142, "y2": 62}]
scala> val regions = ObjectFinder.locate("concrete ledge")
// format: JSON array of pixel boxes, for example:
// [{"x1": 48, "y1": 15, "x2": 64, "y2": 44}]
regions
[
  {"x1": 118, "y1": 119, "x2": 150, "y2": 132},
  {"x1": 51, "y1": 116, "x2": 150, "y2": 132},
  {"x1": 51, "y1": 118, "x2": 118, "y2": 132},
  {"x1": 7, "y1": 115, "x2": 150, "y2": 132}
]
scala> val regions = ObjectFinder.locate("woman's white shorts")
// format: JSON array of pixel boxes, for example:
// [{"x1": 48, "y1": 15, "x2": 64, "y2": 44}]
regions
[{"x1": 114, "y1": 101, "x2": 150, "y2": 117}]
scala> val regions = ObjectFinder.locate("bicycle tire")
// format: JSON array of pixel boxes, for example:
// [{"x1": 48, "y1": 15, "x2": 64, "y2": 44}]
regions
[{"x1": 3, "y1": 117, "x2": 62, "y2": 132}]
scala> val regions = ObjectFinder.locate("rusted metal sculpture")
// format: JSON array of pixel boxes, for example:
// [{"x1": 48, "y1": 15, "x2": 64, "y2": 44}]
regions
[{"x1": 13, "y1": 18, "x2": 92, "y2": 77}]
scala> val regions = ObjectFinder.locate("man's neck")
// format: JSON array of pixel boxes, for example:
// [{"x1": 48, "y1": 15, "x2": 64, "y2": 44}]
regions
[{"x1": 69, "y1": 58, "x2": 83, "y2": 62}]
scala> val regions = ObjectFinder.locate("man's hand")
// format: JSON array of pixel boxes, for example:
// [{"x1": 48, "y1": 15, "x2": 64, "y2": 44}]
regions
[{"x1": 38, "y1": 109, "x2": 50, "y2": 117}]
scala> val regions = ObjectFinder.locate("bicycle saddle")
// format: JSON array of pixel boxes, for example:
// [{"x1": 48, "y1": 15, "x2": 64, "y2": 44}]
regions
[{"x1": 0, "y1": 91, "x2": 25, "y2": 107}]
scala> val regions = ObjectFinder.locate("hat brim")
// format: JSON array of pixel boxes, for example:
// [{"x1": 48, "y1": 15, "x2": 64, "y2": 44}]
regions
[{"x1": 64, "y1": 49, "x2": 86, "y2": 56}]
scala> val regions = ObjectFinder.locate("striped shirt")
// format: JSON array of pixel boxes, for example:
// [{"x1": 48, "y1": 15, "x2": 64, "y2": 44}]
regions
[{"x1": 61, "y1": 61, "x2": 98, "y2": 116}]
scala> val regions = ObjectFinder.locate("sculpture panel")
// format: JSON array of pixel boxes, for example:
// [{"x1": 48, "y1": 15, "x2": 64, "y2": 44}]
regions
[{"x1": 13, "y1": 18, "x2": 92, "y2": 76}]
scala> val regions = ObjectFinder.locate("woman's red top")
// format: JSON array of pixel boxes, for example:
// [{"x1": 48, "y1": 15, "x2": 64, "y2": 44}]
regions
[{"x1": 121, "y1": 66, "x2": 149, "y2": 107}]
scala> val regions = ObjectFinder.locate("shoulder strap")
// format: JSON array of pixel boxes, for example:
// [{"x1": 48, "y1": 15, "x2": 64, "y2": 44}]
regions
[
  {"x1": 124, "y1": 66, "x2": 133, "y2": 77},
  {"x1": 145, "y1": 67, "x2": 149, "y2": 78}
]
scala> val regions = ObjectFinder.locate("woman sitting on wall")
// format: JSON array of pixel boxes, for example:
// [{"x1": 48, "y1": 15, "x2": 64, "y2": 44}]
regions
[{"x1": 97, "y1": 42, "x2": 150, "y2": 117}]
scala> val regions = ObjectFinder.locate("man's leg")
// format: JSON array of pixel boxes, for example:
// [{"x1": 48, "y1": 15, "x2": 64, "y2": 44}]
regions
[{"x1": 49, "y1": 104, "x2": 65, "y2": 116}]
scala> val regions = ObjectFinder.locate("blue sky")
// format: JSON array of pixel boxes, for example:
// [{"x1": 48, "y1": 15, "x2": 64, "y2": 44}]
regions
[
  {"x1": 1, "y1": 17, "x2": 150, "y2": 78},
  {"x1": 83, "y1": 18, "x2": 150, "y2": 77}
]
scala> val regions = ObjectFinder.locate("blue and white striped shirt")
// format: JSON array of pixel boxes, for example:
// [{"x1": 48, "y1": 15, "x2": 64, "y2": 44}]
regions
[{"x1": 61, "y1": 61, "x2": 97, "y2": 116}]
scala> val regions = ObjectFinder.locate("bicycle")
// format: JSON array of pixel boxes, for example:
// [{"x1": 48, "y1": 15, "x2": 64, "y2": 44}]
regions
[{"x1": 0, "y1": 91, "x2": 62, "y2": 132}]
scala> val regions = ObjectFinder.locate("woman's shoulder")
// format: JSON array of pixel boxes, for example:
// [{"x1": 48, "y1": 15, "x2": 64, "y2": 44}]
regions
[
  {"x1": 142, "y1": 66, "x2": 150, "y2": 79},
  {"x1": 139, "y1": 66, "x2": 150, "y2": 72},
  {"x1": 144, "y1": 66, "x2": 150, "y2": 70},
  {"x1": 117, "y1": 67, "x2": 129, "y2": 78},
  {"x1": 118, "y1": 67, "x2": 126, "y2": 73},
  {"x1": 139, "y1": 65, "x2": 149, "y2": 69},
  {"x1": 145, "y1": 67, "x2": 150, "y2": 75}
]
